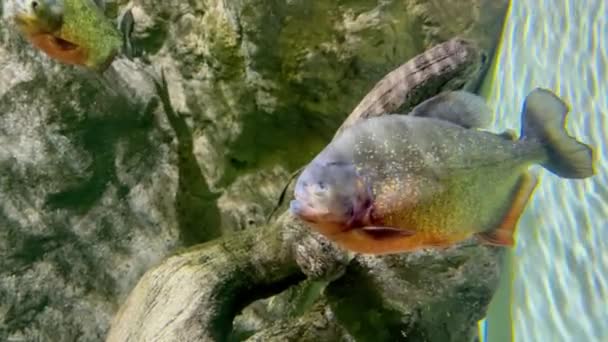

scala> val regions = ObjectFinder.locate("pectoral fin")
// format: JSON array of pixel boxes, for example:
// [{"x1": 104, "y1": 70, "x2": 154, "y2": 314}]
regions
[
  {"x1": 477, "y1": 172, "x2": 539, "y2": 246},
  {"x1": 361, "y1": 226, "x2": 416, "y2": 240},
  {"x1": 28, "y1": 33, "x2": 87, "y2": 66}
]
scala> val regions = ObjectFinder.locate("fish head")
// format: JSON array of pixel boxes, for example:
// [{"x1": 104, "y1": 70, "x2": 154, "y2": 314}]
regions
[
  {"x1": 290, "y1": 160, "x2": 373, "y2": 234},
  {"x1": 13, "y1": 0, "x2": 64, "y2": 34}
]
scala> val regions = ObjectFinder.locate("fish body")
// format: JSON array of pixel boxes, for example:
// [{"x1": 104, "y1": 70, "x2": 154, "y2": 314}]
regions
[
  {"x1": 290, "y1": 89, "x2": 595, "y2": 255},
  {"x1": 13, "y1": 0, "x2": 123, "y2": 71}
]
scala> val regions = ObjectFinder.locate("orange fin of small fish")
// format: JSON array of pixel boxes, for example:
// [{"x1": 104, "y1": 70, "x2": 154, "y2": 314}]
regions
[
  {"x1": 361, "y1": 226, "x2": 416, "y2": 240},
  {"x1": 28, "y1": 33, "x2": 88, "y2": 66},
  {"x1": 477, "y1": 172, "x2": 539, "y2": 246}
]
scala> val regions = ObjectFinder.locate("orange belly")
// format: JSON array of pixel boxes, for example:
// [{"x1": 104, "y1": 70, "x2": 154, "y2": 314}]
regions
[
  {"x1": 26, "y1": 33, "x2": 88, "y2": 66},
  {"x1": 327, "y1": 229, "x2": 471, "y2": 255},
  {"x1": 307, "y1": 211, "x2": 471, "y2": 255}
]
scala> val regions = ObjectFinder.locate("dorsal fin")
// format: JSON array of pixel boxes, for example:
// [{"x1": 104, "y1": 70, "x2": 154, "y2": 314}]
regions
[{"x1": 409, "y1": 91, "x2": 492, "y2": 129}]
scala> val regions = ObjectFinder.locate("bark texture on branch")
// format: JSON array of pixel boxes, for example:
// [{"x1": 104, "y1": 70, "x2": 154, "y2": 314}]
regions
[
  {"x1": 324, "y1": 246, "x2": 501, "y2": 342},
  {"x1": 107, "y1": 215, "x2": 306, "y2": 342},
  {"x1": 245, "y1": 300, "x2": 352, "y2": 342}
]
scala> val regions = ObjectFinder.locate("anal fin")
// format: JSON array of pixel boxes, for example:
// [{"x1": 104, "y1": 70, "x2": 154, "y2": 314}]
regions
[{"x1": 477, "y1": 172, "x2": 539, "y2": 246}]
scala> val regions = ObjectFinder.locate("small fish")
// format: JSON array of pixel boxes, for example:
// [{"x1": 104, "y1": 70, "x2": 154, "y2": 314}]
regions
[
  {"x1": 290, "y1": 89, "x2": 595, "y2": 255},
  {"x1": 13, "y1": 0, "x2": 124, "y2": 71}
]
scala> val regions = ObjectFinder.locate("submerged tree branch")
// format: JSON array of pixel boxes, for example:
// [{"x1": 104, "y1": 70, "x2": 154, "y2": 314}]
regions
[
  {"x1": 107, "y1": 214, "x2": 306, "y2": 342},
  {"x1": 244, "y1": 300, "x2": 351, "y2": 341}
]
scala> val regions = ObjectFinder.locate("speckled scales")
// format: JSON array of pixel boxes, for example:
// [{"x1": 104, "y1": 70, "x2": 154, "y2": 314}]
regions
[{"x1": 323, "y1": 115, "x2": 545, "y2": 240}]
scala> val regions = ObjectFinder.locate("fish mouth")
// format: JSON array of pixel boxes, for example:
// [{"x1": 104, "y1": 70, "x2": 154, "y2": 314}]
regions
[
  {"x1": 13, "y1": 5, "x2": 64, "y2": 34},
  {"x1": 289, "y1": 200, "x2": 330, "y2": 223},
  {"x1": 14, "y1": 14, "x2": 66, "y2": 39},
  {"x1": 14, "y1": 14, "x2": 39, "y2": 30}
]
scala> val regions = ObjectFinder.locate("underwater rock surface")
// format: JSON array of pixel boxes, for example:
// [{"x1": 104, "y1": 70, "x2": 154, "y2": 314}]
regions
[{"x1": 1, "y1": 0, "x2": 508, "y2": 341}]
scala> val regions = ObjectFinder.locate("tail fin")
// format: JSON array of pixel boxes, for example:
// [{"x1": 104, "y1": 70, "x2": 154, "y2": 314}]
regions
[{"x1": 520, "y1": 88, "x2": 595, "y2": 179}]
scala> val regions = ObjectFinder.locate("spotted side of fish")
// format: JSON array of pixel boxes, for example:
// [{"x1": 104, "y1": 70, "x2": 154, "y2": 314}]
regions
[{"x1": 290, "y1": 88, "x2": 595, "y2": 255}]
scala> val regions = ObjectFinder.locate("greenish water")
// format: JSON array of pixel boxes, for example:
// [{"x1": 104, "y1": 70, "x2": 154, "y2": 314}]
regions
[{"x1": 481, "y1": 1, "x2": 607, "y2": 341}]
